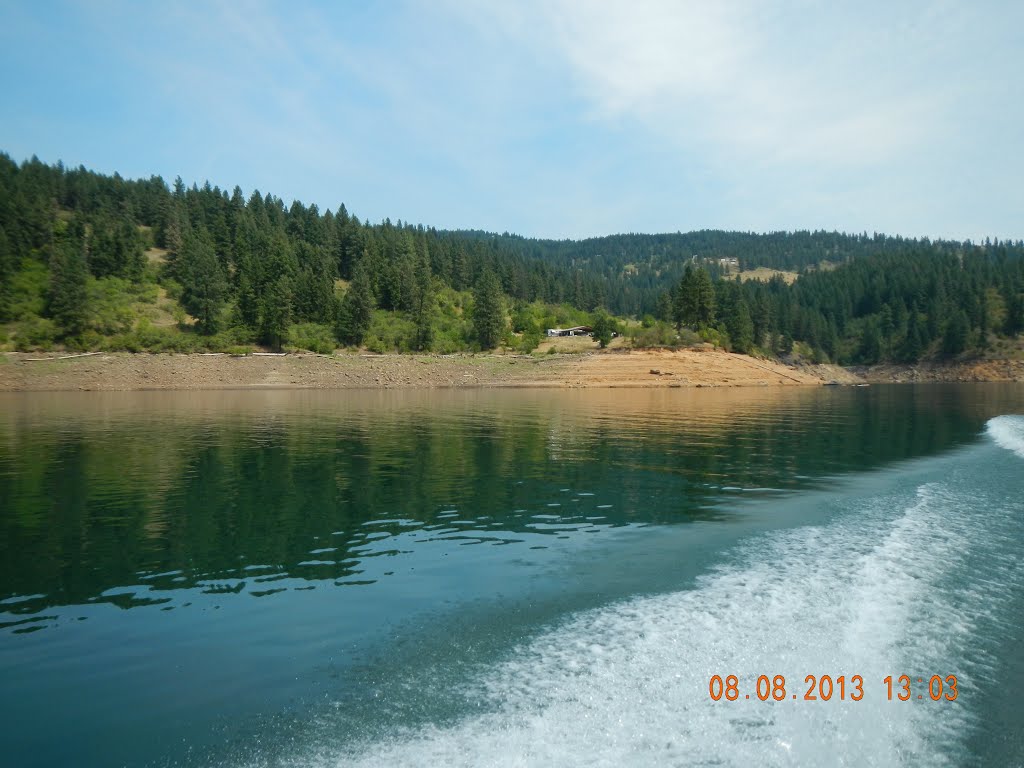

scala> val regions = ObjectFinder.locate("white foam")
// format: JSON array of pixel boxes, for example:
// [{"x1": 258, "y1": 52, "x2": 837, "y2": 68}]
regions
[
  {"x1": 254, "y1": 458, "x2": 1022, "y2": 768},
  {"x1": 987, "y1": 415, "x2": 1024, "y2": 458}
]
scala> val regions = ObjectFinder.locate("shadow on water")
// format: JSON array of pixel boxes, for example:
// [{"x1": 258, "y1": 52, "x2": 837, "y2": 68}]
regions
[{"x1": 0, "y1": 384, "x2": 1021, "y2": 626}]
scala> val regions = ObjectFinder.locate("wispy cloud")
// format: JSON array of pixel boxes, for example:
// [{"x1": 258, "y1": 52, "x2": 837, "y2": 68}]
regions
[{"x1": 452, "y1": 0, "x2": 1024, "y2": 239}]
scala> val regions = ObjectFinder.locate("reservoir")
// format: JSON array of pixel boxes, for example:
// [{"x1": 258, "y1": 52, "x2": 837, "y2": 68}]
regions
[{"x1": 1, "y1": 385, "x2": 1022, "y2": 767}]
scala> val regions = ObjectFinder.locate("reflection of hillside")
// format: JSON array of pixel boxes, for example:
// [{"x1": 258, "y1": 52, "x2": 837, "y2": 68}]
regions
[{"x1": 0, "y1": 385, "x2": 1014, "y2": 623}]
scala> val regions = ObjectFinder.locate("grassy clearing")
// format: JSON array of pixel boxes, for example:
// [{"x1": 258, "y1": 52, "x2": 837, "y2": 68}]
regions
[
  {"x1": 736, "y1": 267, "x2": 801, "y2": 284},
  {"x1": 144, "y1": 247, "x2": 169, "y2": 265}
]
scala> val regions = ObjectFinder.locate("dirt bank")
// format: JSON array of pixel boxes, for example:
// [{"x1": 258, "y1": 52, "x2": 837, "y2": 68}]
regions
[
  {"x1": 852, "y1": 358, "x2": 1024, "y2": 383},
  {"x1": 0, "y1": 348, "x2": 831, "y2": 392}
]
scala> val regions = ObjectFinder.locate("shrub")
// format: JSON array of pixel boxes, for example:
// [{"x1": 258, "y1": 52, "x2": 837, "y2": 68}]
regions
[
  {"x1": 364, "y1": 311, "x2": 417, "y2": 353},
  {"x1": 9, "y1": 258, "x2": 48, "y2": 319},
  {"x1": 14, "y1": 317, "x2": 57, "y2": 351},
  {"x1": 699, "y1": 326, "x2": 729, "y2": 349},
  {"x1": 518, "y1": 328, "x2": 542, "y2": 353},
  {"x1": 289, "y1": 322, "x2": 336, "y2": 354},
  {"x1": 88, "y1": 277, "x2": 135, "y2": 335}
]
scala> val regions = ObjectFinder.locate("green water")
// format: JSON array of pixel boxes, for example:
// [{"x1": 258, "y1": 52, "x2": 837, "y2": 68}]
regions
[{"x1": 1, "y1": 385, "x2": 1022, "y2": 767}]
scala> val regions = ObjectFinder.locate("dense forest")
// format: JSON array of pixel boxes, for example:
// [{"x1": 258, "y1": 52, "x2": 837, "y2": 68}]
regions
[{"x1": 1, "y1": 153, "x2": 1022, "y2": 364}]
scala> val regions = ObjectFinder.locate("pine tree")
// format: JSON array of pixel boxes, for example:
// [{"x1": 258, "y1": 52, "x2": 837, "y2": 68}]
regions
[
  {"x1": 942, "y1": 310, "x2": 970, "y2": 357},
  {"x1": 236, "y1": 272, "x2": 260, "y2": 330},
  {"x1": 692, "y1": 266, "x2": 717, "y2": 328},
  {"x1": 412, "y1": 250, "x2": 435, "y2": 351},
  {"x1": 727, "y1": 297, "x2": 755, "y2": 353},
  {"x1": 178, "y1": 230, "x2": 228, "y2": 334},
  {"x1": 898, "y1": 306, "x2": 924, "y2": 362},
  {"x1": 1005, "y1": 292, "x2": 1024, "y2": 337},
  {"x1": 335, "y1": 259, "x2": 375, "y2": 346},
  {"x1": 858, "y1": 319, "x2": 882, "y2": 364},
  {"x1": 47, "y1": 227, "x2": 89, "y2": 337},
  {"x1": 472, "y1": 270, "x2": 505, "y2": 349},
  {"x1": 674, "y1": 265, "x2": 716, "y2": 329},
  {"x1": 0, "y1": 225, "x2": 12, "y2": 320},
  {"x1": 261, "y1": 275, "x2": 293, "y2": 351},
  {"x1": 673, "y1": 265, "x2": 696, "y2": 329},
  {"x1": 655, "y1": 292, "x2": 672, "y2": 323}
]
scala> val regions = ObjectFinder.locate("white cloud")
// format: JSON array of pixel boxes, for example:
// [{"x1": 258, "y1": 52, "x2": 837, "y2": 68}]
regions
[
  {"x1": 485, "y1": 0, "x2": 948, "y2": 166},
  {"x1": 451, "y1": 0, "x2": 1024, "y2": 239}
]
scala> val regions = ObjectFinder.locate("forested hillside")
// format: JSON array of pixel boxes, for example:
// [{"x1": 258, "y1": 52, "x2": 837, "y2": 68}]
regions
[
  {"x1": 471, "y1": 229, "x2": 1024, "y2": 320},
  {"x1": 1, "y1": 153, "x2": 1022, "y2": 364},
  {"x1": 0, "y1": 154, "x2": 605, "y2": 354}
]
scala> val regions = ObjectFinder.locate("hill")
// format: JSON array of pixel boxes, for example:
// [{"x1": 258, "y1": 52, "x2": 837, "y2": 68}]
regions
[{"x1": 1, "y1": 152, "x2": 1022, "y2": 366}]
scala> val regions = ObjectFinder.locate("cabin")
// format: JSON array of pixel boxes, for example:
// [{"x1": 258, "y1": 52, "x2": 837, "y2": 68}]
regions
[{"x1": 546, "y1": 325, "x2": 593, "y2": 337}]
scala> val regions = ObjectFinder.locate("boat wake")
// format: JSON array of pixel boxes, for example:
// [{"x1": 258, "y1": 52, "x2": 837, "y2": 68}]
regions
[{"x1": 264, "y1": 418, "x2": 1024, "y2": 768}]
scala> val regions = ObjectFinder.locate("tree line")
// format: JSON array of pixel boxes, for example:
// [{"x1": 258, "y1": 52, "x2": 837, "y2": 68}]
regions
[{"x1": 1, "y1": 152, "x2": 1022, "y2": 363}]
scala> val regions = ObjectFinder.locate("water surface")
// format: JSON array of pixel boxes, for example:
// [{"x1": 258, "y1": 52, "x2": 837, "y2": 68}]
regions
[{"x1": 1, "y1": 385, "x2": 1022, "y2": 767}]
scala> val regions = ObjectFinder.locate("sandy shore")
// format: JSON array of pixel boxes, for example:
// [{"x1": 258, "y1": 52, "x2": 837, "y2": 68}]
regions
[
  {"x1": 0, "y1": 348, "x2": 836, "y2": 391},
  {"x1": 3, "y1": 348, "x2": 1020, "y2": 392}
]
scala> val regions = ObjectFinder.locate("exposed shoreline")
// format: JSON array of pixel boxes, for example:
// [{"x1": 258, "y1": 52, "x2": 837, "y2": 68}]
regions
[{"x1": 1, "y1": 348, "x2": 1021, "y2": 392}]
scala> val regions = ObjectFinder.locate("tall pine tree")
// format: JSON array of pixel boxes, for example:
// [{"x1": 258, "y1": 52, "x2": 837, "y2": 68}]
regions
[
  {"x1": 335, "y1": 258, "x2": 375, "y2": 346},
  {"x1": 472, "y1": 270, "x2": 505, "y2": 349},
  {"x1": 47, "y1": 223, "x2": 89, "y2": 337},
  {"x1": 177, "y1": 230, "x2": 228, "y2": 334}
]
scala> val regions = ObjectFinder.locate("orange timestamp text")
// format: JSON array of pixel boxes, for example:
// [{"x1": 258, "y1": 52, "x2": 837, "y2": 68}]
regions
[{"x1": 708, "y1": 674, "x2": 958, "y2": 702}]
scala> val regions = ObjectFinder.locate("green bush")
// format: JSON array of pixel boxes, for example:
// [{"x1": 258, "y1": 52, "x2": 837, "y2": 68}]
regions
[
  {"x1": 289, "y1": 322, "x2": 336, "y2": 354},
  {"x1": 104, "y1": 319, "x2": 209, "y2": 353},
  {"x1": 629, "y1": 322, "x2": 680, "y2": 349},
  {"x1": 162, "y1": 278, "x2": 184, "y2": 301},
  {"x1": 14, "y1": 317, "x2": 58, "y2": 351},
  {"x1": 9, "y1": 258, "x2": 48, "y2": 320},
  {"x1": 87, "y1": 277, "x2": 135, "y2": 335},
  {"x1": 364, "y1": 311, "x2": 417, "y2": 353},
  {"x1": 699, "y1": 327, "x2": 728, "y2": 349},
  {"x1": 518, "y1": 328, "x2": 542, "y2": 353}
]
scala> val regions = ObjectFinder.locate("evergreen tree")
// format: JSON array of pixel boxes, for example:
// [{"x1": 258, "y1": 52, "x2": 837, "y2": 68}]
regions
[
  {"x1": 655, "y1": 291, "x2": 672, "y2": 323},
  {"x1": 335, "y1": 259, "x2": 375, "y2": 346},
  {"x1": 898, "y1": 306, "x2": 924, "y2": 362},
  {"x1": 1005, "y1": 292, "x2": 1024, "y2": 337},
  {"x1": 674, "y1": 265, "x2": 716, "y2": 329},
  {"x1": 293, "y1": 242, "x2": 335, "y2": 323},
  {"x1": 878, "y1": 304, "x2": 895, "y2": 358},
  {"x1": 177, "y1": 231, "x2": 228, "y2": 334},
  {"x1": 692, "y1": 266, "x2": 717, "y2": 328},
  {"x1": 47, "y1": 227, "x2": 89, "y2": 337},
  {"x1": 941, "y1": 310, "x2": 970, "y2": 357},
  {"x1": 472, "y1": 270, "x2": 505, "y2": 349},
  {"x1": 235, "y1": 272, "x2": 260, "y2": 331},
  {"x1": 858, "y1": 319, "x2": 882, "y2": 364},
  {"x1": 727, "y1": 297, "x2": 755, "y2": 353},
  {"x1": 261, "y1": 275, "x2": 293, "y2": 351},
  {"x1": 0, "y1": 226, "x2": 12, "y2": 320},
  {"x1": 412, "y1": 251, "x2": 435, "y2": 351},
  {"x1": 591, "y1": 310, "x2": 615, "y2": 348}
]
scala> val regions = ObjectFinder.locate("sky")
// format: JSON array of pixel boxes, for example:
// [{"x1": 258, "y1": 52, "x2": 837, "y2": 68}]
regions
[{"x1": 1, "y1": 0, "x2": 1022, "y2": 242}]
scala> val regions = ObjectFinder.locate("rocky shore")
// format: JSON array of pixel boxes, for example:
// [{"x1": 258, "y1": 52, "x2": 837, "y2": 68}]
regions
[{"x1": 1, "y1": 348, "x2": 1020, "y2": 392}]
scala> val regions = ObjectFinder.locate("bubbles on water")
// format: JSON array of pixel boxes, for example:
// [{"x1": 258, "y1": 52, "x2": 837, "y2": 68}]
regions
[
  {"x1": 276, "y1": 471, "x2": 1023, "y2": 768},
  {"x1": 987, "y1": 415, "x2": 1024, "y2": 459}
]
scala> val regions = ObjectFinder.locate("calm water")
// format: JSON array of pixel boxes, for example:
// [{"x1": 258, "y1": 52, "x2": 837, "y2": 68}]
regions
[{"x1": 1, "y1": 385, "x2": 1022, "y2": 767}]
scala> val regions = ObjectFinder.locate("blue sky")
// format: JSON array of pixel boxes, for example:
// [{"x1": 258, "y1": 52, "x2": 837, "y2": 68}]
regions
[{"x1": 1, "y1": 0, "x2": 1022, "y2": 241}]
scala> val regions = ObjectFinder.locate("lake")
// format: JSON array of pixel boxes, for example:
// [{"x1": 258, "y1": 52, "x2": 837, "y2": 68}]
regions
[{"x1": 1, "y1": 385, "x2": 1022, "y2": 767}]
